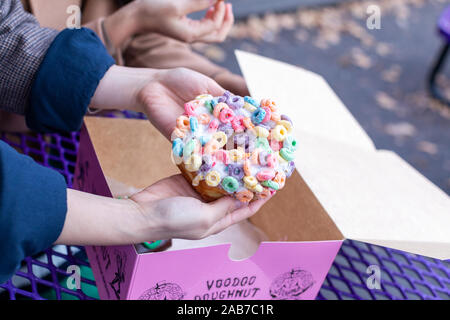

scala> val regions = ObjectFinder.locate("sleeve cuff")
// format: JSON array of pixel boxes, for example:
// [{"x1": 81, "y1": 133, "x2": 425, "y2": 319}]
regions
[
  {"x1": 27, "y1": 28, "x2": 115, "y2": 133},
  {"x1": 0, "y1": 141, "x2": 68, "y2": 283}
]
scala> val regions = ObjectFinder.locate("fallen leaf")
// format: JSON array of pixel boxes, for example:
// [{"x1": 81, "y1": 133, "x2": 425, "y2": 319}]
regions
[{"x1": 384, "y1": 122, "x2": 417, "y2": 137}]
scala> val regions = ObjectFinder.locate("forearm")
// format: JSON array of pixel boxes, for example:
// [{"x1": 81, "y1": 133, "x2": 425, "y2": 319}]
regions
[
  {"x1": 101, "y1": 1, "x2": 140, "y2": 49},
  {"x1": 89, "y1": 65, "x2": 158, "y2": 113},
  {"x1": 55, "y1": 189, "x2": 146, "y2": 245}
]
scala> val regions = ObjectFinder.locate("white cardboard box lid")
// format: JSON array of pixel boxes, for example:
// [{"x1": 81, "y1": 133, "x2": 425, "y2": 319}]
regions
[{"x1": 236, "y1": 50, "x2": 450, "y2": 260}]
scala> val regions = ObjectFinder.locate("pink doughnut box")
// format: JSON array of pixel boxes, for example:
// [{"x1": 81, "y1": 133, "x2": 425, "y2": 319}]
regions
[{"x1": 73, "y1": 51, "x2": 450, "y2": 300}]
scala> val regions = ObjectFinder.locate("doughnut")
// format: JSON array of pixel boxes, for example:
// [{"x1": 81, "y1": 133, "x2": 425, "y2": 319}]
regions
[{"x1": 172, "y1": 91, "x2": 298, "y2": 202}]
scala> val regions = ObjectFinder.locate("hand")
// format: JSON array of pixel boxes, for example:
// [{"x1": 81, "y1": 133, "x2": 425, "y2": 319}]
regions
[
  {"x1": 90, "y1": 66, "x2": 225, "y2": 140},
  {"x1": 131, "y1": 0, "x2": 235, "y2": 43},
  {"x1": 129, "y1": 175, "x2": 271, "y2": 240},
  {"x1": 58, "y1": 176, "x2": 270, "y2": 245},
  {"x1": 137, "y1": 67, "x2": 225, "y2": 139}
]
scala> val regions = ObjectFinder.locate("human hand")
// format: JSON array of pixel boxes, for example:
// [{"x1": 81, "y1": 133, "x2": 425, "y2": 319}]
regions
[
  {"x1": 128, "y1": 0, "x2": 234, "y2": 43},
  {"x1": 129, "y1": 175, "x2": 271, "y2": 240},
  {"x1": 136, "y1": 67, "x2": 225, "y2": 139}
]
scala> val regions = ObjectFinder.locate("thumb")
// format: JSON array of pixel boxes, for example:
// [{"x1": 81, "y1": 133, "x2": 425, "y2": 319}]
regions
[
  {"x1": 207, "y1": 196, "x2": 242, "y2": 220},
  {"x1": 180, "y1": 0, "x2": 217, "y2": 14}
]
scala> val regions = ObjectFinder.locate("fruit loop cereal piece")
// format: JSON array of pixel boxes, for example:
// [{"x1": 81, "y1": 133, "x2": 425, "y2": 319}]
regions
[
  {"x1": 266, "y1": 153, "x2": 278, "y2": 168},
  {"x1": 236, "y1": 190, "x2": 254, "y2": 203},
  {"x1": 184, "y1": 101, "x2": 199, "y2": 116},
  {"x1": 192, "y1": 174, "x2": 204, "y2": 187},
  {"x1": 243, "y1": 160, "x2": 252, "y2": 176},
  {"x1": 229, "y1": 149, "x2": 245, "y2": 163},
  {"x1": 280, "y1": 114, "x2": 293, "y2": 124},
  {"x1": 198, "y1": 113, "x2": 211, "y2": 125},
  {"x1": 261, "y1": 106, "x2": 272, "y2": 123},
  {"x1": 270, "y1": 138, "x2": 282, "y2": 152},
  {"x1": 242, "y1": 117, "x2": 255, "y2": 130},
  {"x1": 249, "y1": 183, "x2": 264, "y2": 193},
  {"x1": 244, "y1": 96, "x2": 259, "y2": 107},
  {"x1": 261, "y1": 180, "x2": 280, "y2": 191},
  {"x1": 214, "y1": 150, "x2": 230, "y2": 165},
  {"x1": 213, "y1": 103, "x2": 229, "y2": 118},
  {"x1": 231, "y1": 116, "x2": 245, "y2": 133},
  {"x1": 272, "y1": 125, "x2": 288, "y2": 142},
  {"x1": 255, "y1": 137, "x2": 270, "y2": 151},
  {"x1": 261, "y1": 99, "x2": 277, "y2": 112},
  {"x1": 218, "y1": 91, "x2": 231, "y2": 103},
  {"x1": 271, "y1": 112, "x2": 281, "y2": 122},
  {"x1": 284, "y1": 136, "x2": 298, "y2": 151},
  {"x1": 251, "y1": 108, "x2": 266, "y2": 125},
  {"x1": 183, "y1": 139, "x2": 196, "y2": 160},
  {"x1": 278, "y1": 120, "x2": 293, "y2": 134},
  {"x1": 172, "y1": 138, "x2": 184, "y2": 157},
  {"x1": 199, "y1": 162, "x2": 212, "y2": 174},
  {"x1": 250, "y1": 149, "x2": 260, "y2": 165},
  {"x1": 218, "y1": 123, "x2": 234, "y2": 138},
  {"x1": 243, "y1": 176, "x2": 258, "y2": 188},
  {"x1": 204, "y1": 140, "x2": 220, "y2": 154},
  {"x1": 190, "y1": 117, "x2": 199, "y2": 133},
  {"x1": 285, "y1": 161, "x2": 296, "y2": 178},
  {"x1": 196, "y1": 94, "x2": 213, "y2": 100},
  {"x1": 255, "y1": 188, "x2": 271, "y2": 200},
  {"x1": 259, "y1": 150, "x2": 269, "y2": 166},
  {"x1": 255, "y1": 126, "x2": 269, "y2": 138},
  {"x1": 212, "y1": 132, "x2": 228, "y2": 148},
  {"x1": 228, "y1": 164, "x2": 245, "y2": 180},
  {"x1": 243, "y1": 102, "x2": 258, "y2": 113},
  {"x1": 280, "y1": 147, "x2": 295, "y2": 161},
  {"x1": 185, "y1": 154, "x2": 202, "y2": 172},
  {"x1": 277, "y1": 151, "x2": 287, "y2": 164},
  {"x1": 257, "y1": 169, "x2": 276, "y2": 181},
  {"x1": 219, "y1": 108, "x2": 235, "y2": 123},
  {"x1": 171, "y1": 127, "x2": 186, "y2": 141},
  {"x1": 204, "y1": 100, "x2": 214, "y2": 113},
  {"x1": 176, "y1": 116, "x2": 190, "y2": 131},
  {"x1": 208, "y1": 119, "x2": 219, "y2": 133},
  {"x1": 228, "y1": 96, "x2": 244, "y2": 109},
  {"x1": 206, "y1": 171, "x2": 221, "y2": 187},
  {"x1": 274, "y1": 171, "x2": 286, "y2": 189},
  {"x1": 222, "y1": 176, "x2": 239, "y2": 193}
]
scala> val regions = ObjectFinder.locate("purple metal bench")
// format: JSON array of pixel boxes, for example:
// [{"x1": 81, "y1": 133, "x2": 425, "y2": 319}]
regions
[{"x1": 1, "y1": 112, "x2": 449, "y2": 300}]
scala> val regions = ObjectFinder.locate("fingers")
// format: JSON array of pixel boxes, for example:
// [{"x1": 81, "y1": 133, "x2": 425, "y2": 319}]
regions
[
  {"x1": 205, "y1": 195, "x2": 272, "y2": 236},
  {"x1": 201, "y1": 3, "x2": 234, "y2": 42},
  {"x1": 204, "y1": 75, "x2": 226, "y2": 97}
]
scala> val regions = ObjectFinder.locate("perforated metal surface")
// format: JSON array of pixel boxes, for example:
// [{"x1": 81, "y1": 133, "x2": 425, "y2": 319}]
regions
[{"x1": 1, "y1": 113, "x2": 449, "y2": 300}]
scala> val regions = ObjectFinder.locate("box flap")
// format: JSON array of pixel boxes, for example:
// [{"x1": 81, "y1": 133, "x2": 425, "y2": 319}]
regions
[
  {"x1": 235, "y1": 50, "x2": 376, "y2": 152},
  {"x1": 236, "y1": 51, "x2": 450, "y2": 259},
  {"x1": 83, "y1": 117, "x2": 179, "y2": 195}
]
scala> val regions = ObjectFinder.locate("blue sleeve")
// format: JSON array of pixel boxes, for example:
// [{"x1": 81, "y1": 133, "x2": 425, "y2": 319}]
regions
[
  {"x1": 26, "y1": 28, "x2": 115, "y2": 133},
  {"x1": 0, "y1": 141, "x2": 67, "y2": 284}
]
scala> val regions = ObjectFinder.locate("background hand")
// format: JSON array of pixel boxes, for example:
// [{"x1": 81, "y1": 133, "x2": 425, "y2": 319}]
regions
[
  {"x1": 129, "y1": 175, "x2": 271, "y2": 240},
  {"x1": 133, "y1": 0, "x2": 234, "y2": 43}
]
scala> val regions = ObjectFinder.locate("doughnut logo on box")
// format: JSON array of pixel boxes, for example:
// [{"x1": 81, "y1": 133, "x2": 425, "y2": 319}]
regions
[
  {"x1": 139, "y1": 282, "x2": 185, "y2": 300},
  {"x1": 269, "y1": 268, "x2": 315, "y2": 300}
]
